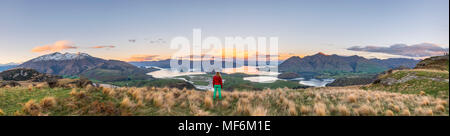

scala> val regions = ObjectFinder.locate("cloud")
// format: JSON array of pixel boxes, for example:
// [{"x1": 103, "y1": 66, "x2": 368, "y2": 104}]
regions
[
  {"x1": 91, "y1": 45, "x2": 115, "y2": 49},
  {"x1": 31, "y1": 40, "x2": 77, "y2": 53},
  {"x1": 126, "y1": 55, "x2": 160, "y2": 61},
  {"x1": 347, "y1": 43, "x2": 449, "y2": 57}
]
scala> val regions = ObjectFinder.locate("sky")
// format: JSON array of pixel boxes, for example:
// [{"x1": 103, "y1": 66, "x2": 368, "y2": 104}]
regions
[{"x1": 0, "y1": 0, "x2": 448, "y2": 64}]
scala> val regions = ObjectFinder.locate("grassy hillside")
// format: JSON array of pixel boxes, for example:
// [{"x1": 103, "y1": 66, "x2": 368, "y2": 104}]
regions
[
  {"x1": 0, "y1": 85, "x2": 447, "y2": 116},
  {"x1": 0, "y1": 87, "x2": 72, "y2": 115},
  {"x1": 80, "y1": 68, "x2": 150, "y2": 82},
  {"x1": 111, "y1": 79, "x2": 196, "y2": 90},
  {"x1": 364, "y1": 69, "x2": 449, "y2": 99},
  {"x1": 0, "y1": 55, "x2": 447, "y2": 116},
  {"x1": 363, "y1": 55, "x2": 449, "y2": 99}
]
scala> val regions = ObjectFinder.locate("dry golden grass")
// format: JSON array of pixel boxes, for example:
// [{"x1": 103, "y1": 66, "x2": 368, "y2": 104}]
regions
[
  {"x1": 385, "y1": 110, "x2": 394, "y2": 116},
  {"x1": 153, "y1": 93, "x2": 164, "y2": 108},
  {"x1": 69, "y1": 88, "x2": 77, "y2": 96},
  {"x1": 131, "y1": 88, "x2": 144, "y2": 101},
  {"x1": 313, "y1": 102, "x2": 327, "y2": 116},
  {"x1": 180, "y1": 101, "x2": 187, "y2": 108},
  {"x1": 300, "y1": 105, "x2": 311, "y2": 115},
  {"x1": 424, "y1": 108, "x2": 434, "y2": 116},
  {"x1": 436, "y1": 99, "x2": 448, "y2": 106},
  {"x1": 136, "y1": 100, "x2": 145, "y2": 107},
  {"x1": 22, "y1": 100, "x2": 41, "y2": 116},
  {"x1": 85, "y1": 84, "x2": 95, "y2": 92},
  {"x1": 40, "y1": 97, "x2": 57, "y2": 109},
  {"x1": 0, "y1": 108, "x2": 4, "y2": 116},
  {"x1": 288, "y1": 101, "x2": 297, "y2": 116},
  {"x1": 435, "y1": 104, "x2": 445, "y2": 112},
  {"x1": 336, "y1": 104, "x2": 350, "y2": 116},
  {"x1": 144, "y1": 93, "x2": 152, "y2": 102},
  {"x1": 77, "y1": 91, "x2": 87, "y2": 99},
  {"x1": 400, "y1": 109, "x2": 411, "y2": 116},
  {"x1": 221, "y1": 100, "x2": 230, "y2": 108},
  {"x1": 403, "y1": 69, "x2": 449, "y2": 73},
  {"x1": 419, "y1": 91, "x2": 426, "y2": 96},
  {"x1": 236, "y1": 98, "x2": 251, "y2": 115},
  {"x1": 346, "y1": 94, "x2": 357, "y2": 103},
  {"x1": 2, "y1": 84, "x2": 448, "y2": 116},
  {"x1": 35, "y1": 82, "x2": 48, "y2": 89},
  {"x1": 250, "y1": 106, "x2": 267, "y2": 116},
  {"x1": 164, "y1": 92, "x2": 175, "y2": 108},
  {"x1": 357, "y1": 104, "x2": 376, "y2": 116},
  {"x1": 68, "y1": 88, "x2": 87, "y2": 99},
  {"x1": 390, "y1": 104, "x2": 401, "y2": 113},
  {"x1": 420, "y1": 98, "x2": 430, "y2": 106},
  {"x1": 27, "y1": 84, "x2": 34, "y2": 92},
  {"x1": 120, "y1": 97, "x2": 134, "y2": 109},
  {"x1": 204, "y1": 96, "x2": 213, "y2": 109},
  {"x1": 195, "y1": 110, "x2": 210, "y2": 116},
  {"x1": 101, "y1": 87, "x2": 116, "y2": 97}
]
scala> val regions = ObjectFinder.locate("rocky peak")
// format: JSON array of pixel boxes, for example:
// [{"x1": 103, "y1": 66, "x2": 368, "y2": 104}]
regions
[{"x1": 315, "y1": 52, "x2": 328, "y2": 56}]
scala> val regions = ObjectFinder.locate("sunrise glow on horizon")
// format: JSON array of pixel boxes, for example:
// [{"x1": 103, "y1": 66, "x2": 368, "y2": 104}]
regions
[{"x1": 0, "y1": 0, "x2": 448, "y2": 64}]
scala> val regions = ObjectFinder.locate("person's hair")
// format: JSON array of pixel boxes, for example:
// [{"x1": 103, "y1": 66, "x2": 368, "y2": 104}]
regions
[{"x1": 215, "y1": 72, "x2": 221, "y2": 78}]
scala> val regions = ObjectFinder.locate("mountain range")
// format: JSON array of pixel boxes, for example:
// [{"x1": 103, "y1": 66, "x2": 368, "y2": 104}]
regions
[
  {"x1": 278, "y1": 52, "x2": 420, "y2": 78},
  {"x1": 130, "y1": 59, "x2": 270, "y2": 70},
  {"x1": 17, "y1": 52, "x2": 151, "y2": 82},
  {"x1": 129, "y1": 59, "x2": 171, "y2": 68},
  {"x1": 0, "y1": 65, "x2": 18, "y2": 72},
  {"x1": 4, "y1": 52, "x2": 422, "y2": 82}
]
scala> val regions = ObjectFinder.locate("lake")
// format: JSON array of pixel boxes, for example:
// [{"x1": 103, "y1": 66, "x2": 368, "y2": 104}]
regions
[
  {"x1": 298, "y1": 78, "x2": 335, "y2": 87},
  {"x1": 146, "y1": 66, "x2": 335, "y2": 89}
]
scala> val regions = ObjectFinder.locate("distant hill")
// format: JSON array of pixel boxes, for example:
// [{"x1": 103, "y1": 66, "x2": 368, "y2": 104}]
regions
[
  {"x1": 279, "y1": 52, "x2": 420, "y2": 78},
  {"x1": 17, "y1": 52, "x2": 152, "y2": 82},
  {"x1": 129, "y1": 59, "x2": 171, "y2": 68},
  {"x1": 129, "y1": 59, "x2": 281, "y2": 69},
  {"x1": 0, "y1": 65, "x2": 17, "y2": 72},
  {"x1": 370, "y1": 58, "x2": 420, "y2": 69},
  {"x1": 414, "y1": 55, "x2": 449, "y2": 71}
]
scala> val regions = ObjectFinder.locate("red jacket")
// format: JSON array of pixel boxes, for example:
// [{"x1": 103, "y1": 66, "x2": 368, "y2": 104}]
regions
[{"x1": 212, "y1": 75, "x2": 223, "y2": 88}]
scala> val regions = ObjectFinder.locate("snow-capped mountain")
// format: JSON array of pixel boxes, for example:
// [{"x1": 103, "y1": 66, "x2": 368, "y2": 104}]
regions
[
  {"x1": 17, "y1": 52, "x2": 151, "y2": 81},
  {"x1": 30, "y1": 52, "x2": 93, "y2": 62}
]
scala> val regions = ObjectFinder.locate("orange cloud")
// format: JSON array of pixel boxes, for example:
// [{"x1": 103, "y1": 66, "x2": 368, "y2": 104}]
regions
[
  {"x1": 31, "y1": 40, "x2": 77, "y2": 53},
  {"x1": 91, "y1": 45, "x2": 115, "y2": 49},
  {"x1": 126, "y1": 55, "x2": 160, "y2": 61}
]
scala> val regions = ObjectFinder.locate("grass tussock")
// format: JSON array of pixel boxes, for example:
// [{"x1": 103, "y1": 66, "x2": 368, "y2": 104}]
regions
[
  {"x1": 385, "y1": 110, "x2": 394, "y2": 116},
  {"x1": 120, "y1": 97, "x2": 134, "y2": 109},
  {"x1": 250, "y1": 106, "x2": 267, "y2": 116},
  {"x1": 40, "y1": 97, "x2": 57, "y2": 110},
  {"x1": 204, "y1": 96, "x2": 213, "y2": 109},
  {"x1": 313, "y1": 102, "x2": 327, "y2": 116},
  {"x1": 300, "y1": 105, "x2": 311, "y2": 115},
  {"x1": 22, "y1": 100, "x2": 41, "y2": 116}
]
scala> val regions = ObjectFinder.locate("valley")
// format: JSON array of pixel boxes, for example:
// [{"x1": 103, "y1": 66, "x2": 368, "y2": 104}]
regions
[
  {"x1": 0, "y1": 52, "x2": 423, "y2": 91},
  {"x1": 0, "y1": 52, "x2": 448, "y2": 116}
]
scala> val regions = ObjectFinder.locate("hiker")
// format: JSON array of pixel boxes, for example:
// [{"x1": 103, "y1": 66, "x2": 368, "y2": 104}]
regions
[{"x1": 212, "y1": 72, "x2": 223, "y2": 100}]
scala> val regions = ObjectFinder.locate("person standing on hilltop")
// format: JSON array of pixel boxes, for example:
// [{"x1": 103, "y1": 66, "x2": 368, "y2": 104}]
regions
[{"x1": 212, "y1": 72, "x2": 223, "y2": 100}]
